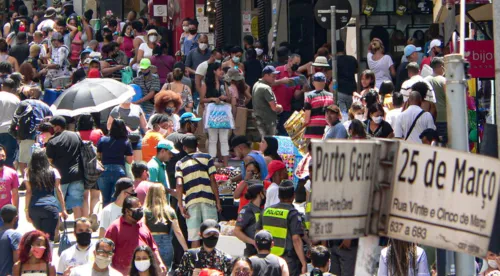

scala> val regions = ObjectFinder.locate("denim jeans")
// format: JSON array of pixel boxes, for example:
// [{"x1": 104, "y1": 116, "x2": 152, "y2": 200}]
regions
[
  {"x1": 337, "y1": 92, "x2": 353, "y2": 115},
  {"x1": 97, "y1": 164, "x2": 126, "y2": 207},
  {"x1": 0, "y1": 133, "x2": 18, "y2": 168},
  {"x1": 153, "y1": 233, "x2": 174, "y2": 271}
]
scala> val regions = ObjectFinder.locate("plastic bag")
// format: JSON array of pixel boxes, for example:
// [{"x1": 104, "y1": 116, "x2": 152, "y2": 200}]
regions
[
  {"x1": 121, "y1": 67, "x2": 133, "y2": 84},
  {"x1": 205, "y1": 103, "x2": 234, "y2": 129},
  {"x1": 58, "y1": 221, "x2": 72, "y2": 256}
]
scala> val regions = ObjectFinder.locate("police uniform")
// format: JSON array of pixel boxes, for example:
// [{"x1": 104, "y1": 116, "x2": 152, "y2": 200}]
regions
[
  {"x1": 258, "y1": 202, "x2": 304, "y2": 276},
  {"x1": 236, "y1": 202, "x2": 261, "y2": 256}
]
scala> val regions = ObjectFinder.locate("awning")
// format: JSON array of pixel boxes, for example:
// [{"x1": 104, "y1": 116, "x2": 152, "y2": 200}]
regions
[{"x1": 433, "y1": 2, "x2": 492, "y2": 23}]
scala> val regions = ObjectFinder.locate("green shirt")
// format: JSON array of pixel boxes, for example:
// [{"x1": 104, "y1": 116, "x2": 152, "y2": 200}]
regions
[
  {"x1": 252, "y1": 79, "x2": 277, "y2": 122},
  {"x1": 147, "y1": 156, "x2": 169, "y2": 189}
]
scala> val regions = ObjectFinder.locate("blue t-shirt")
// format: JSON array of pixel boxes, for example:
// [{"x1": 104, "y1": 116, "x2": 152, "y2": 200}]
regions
[
  {"x1": 241, "y1": 151, "x2": 269, "y2": 180},
  {"x1": 324, "y1": 121, "x2": 348, "y2": 139},
  {"x1": 0, "y1": 229, "x2": 22, "y2": 276},
  {"x1": 97, "y1": 137, "x2": 133, "y2": 166}
]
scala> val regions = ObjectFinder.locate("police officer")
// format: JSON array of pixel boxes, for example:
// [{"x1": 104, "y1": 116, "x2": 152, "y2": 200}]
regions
[
  {"x1": 257, "y1": 180, "x2": 307, "y2": 276},
  {"x1": 234, "y1": 183, "x2": 265, "y2": 257}
]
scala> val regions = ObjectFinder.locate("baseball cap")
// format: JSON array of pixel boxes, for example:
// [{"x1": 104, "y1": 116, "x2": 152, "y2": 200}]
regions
[
  {"x1": 326, "y1": 105, "x2": 341, "y2": 114},
  {"x1": 139, "y1": 58, "x2": 151, "y2": 70},
  {"x1": 255, "y1": 230, "x2": 273, "y2": 245},
  {"x1": 313, "y1": 72, "x2": 326, "y2": 82},
  {"x1": 112, "y1": 177, "x2": 134, "y2": 198},
  {"x1": 406, "y1": 62, "x2": 420, "y2": 71},
  {"x1": 51, "y1": 32, "x2": 64, "y2": 41},
  {"x1": 200, "y1": 219, "x2": 220, "y2": 236},
  {"x1": 181, "y1": 134, "x2": 198, "y2": 149},
  {"x1": 428, "y1": 39, "x2": 441, "y2": 53},
  {"x1": 262, "y1": 65, "x2": 280, "y2": 75},
  {"x1": 156, "y1": 140, "x2": 179, "y2": 154},
  {"x1": 49, "y1": 116, "x2": 66, "y2": 128},
  {"x1": 80, "y1": 48, "x2": 93, "y2": 57},
  {"x1": 179, "y1": 112, "x2": 202, "y2": 124},
  {"x1": 404, "y1": 44, "x2": 421, "y2": 57},
  {"x1": 266, "y1": 160, "x2": 287, "y2": 180},
  {"x1": 230, "y1": 135, "x2": 250, "y2": 148}
]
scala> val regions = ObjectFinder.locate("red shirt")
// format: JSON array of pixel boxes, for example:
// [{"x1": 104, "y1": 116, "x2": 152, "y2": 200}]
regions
[
  {"x1": 420, "y1": 57, "x2": 431, "y2": 70},
  {"x1": 237, "y1": 180, "x2": 271, "y2": 213},
  {"x1": 79, "y1": 129, "x2": 104, "y2": 146},
  {"x1": 105, "y1": 216, "x2": 159, "y2": 274},
  {"x1": 272, "y1": 65, "x2": 300, "y2": 112}
]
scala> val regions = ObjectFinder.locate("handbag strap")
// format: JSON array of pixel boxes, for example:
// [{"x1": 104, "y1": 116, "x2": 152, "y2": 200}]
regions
[{"x1": 405, "y1": 110, "x2": 425, "y2": 140}]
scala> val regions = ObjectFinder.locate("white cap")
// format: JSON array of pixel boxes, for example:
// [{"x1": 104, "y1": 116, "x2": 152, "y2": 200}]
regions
[{"x1": 427, "y1": 39, "x2": 441, "y2": 53}]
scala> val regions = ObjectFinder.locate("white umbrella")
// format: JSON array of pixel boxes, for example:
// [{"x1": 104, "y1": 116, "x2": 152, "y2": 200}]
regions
[{"x1": 50, "y1": 78, "x2": 136, "y2": 117}]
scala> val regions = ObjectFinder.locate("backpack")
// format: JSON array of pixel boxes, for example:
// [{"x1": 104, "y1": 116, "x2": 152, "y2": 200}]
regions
[
  {"x1": 9, "y1": 104, "x2": 36, "y2": 140},
  {"x1": 80, "y1": 140, "x2": 104, "y2": 187}
]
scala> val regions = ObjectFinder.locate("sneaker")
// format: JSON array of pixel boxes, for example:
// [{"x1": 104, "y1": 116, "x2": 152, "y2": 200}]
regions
[{"x1": 90, "y1": 214, "x2": 99, "y2": 232}]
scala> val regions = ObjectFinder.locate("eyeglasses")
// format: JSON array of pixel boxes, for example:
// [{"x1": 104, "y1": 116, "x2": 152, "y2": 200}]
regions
[{"x1": 96, "y1": 249, "x2": 114, "y2": 256}]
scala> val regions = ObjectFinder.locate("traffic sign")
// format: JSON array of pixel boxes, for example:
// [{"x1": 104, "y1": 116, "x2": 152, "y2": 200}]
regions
[
  {"x1": 314, "y1": 0, "x2": 352, "y2": 30},
  {"x1": 386, "y1": 142, "x2": 500, "y2": 257},
  {"x1": 309, "y1": 140, "x2": 378, "y2": 240}
]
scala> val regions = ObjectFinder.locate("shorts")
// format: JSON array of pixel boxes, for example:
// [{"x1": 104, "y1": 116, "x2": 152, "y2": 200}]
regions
[
  {"x1": 255, "y1": 118, "x2": 277, "y2": 139},
  {"x1": 186, "y1": 202, "x2": 218, "y2": 241},
  {"x1": 131, "y1": 139, "x2": 142, "y2": 150},
  {"x1": 60, "y1": 180, "x2": 85, "y2": 210},
  {"x1": 18, "y1": 139, "x2": 35, "y2": 163}
]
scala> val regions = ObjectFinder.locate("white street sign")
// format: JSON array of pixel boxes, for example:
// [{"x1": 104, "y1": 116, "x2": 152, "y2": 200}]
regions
[
  {"x1": 310, "y1": 140, "x2": 378, "y2": 240},
  {"x1": 387, "y1": 143, "x2": 500, "y2": 257}
]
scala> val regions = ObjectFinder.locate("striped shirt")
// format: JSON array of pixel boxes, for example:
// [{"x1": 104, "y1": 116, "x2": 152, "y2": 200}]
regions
[
  {"x1": 132, "y1": 73, "x2": 161, "y2": 116},
  {"x1": 304, "y1": 90, "x2": 334, "y2": 139},
  {"x1": 175, "y1": 152, "x2": 216, "y2": 208}
]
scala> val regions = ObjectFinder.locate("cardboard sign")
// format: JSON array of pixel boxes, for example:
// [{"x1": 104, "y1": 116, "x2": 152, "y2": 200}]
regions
[
  {"x1": 387, "y1": 143, "x2": 500, "y2": 257},
  {"x1": 310, "y1": 140, "x2": 378, "y2": 240}
]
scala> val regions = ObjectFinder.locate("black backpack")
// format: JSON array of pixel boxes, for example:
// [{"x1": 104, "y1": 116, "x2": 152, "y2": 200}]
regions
[{"x1": 9, "y1": 103, "x2": 36, "y2": 140}]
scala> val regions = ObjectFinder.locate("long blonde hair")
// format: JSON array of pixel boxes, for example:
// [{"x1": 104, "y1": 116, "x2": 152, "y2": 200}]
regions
[{"x1": 144, "y1": 183, "x2": 174, "y2": 223}]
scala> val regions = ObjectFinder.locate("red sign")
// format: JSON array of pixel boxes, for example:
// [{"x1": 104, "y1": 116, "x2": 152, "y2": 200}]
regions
[{"x1": 464, "y1": 40, "x2": 494, "y2": 78}]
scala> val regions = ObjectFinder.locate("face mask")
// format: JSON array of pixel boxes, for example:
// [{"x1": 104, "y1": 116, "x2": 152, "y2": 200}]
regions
[
  {"x1": 131, "y1": 31, "x2": 135, "y2": 36},
  {"x1": 291, "y1": 64, "x2": 299, "y2": 72},
  {"x1": 128, "y1": 192, "x2": 138, "y2": 197},
  {"x1": 0, "y1": 159, "x2": 5, "y2": 167},
  {"x1": 30, "y1": 246, "x2": 46, "y2": 259},
  {"x1": 83, "y1": 66, "x2": 89, "y2": 71},
  {"x1": 354, "y1": 114, "x2": 364, "y2": 121},
  {"x1": 488, "y1": 259, "x2": 499, "y2": 269},
  {"x1": 215, "y1": 59, "x2": 222, "y2": 64},
  {"x1": 255, "y1": 48, "x2": 264, "y2": 56},
  {"x1": 159, "y1": 127, "x2": 168, "y2": 135},
  {"x1": 199, "y1": 43, "x2": 208, "y2": 51},
  {"x1": 235, "y1": 272, "x2": 251, "y2": 276},
  {"x1": 232, "y1": 56, "x2": 240, "y2": 63},
  {"x1": 202, "y1": 235, "x2": 219, "y2": 248},
  {"x1": 372, "y1": 116, "x2": 383, "y2": 124},
  {"x1": 183, "y1": 26, "x2": 189, "y2": 32},
  {"x1": 95, "y1": 255, "x2": 112, "y2": 269},
  {"x1": 252, "y1": 173, "x2": 261, "y2": 180},
  {"x1": 142, "y1": 71, "x2": 150, "y2": 77},
  {"x1": 76, "y1": 232, "x2": 92, "y2": 247},
  {"x1": 111, "y1": 52, "x2": 119, "y2": 58},
  {"x1": 135, "y1": 260, "x2": 151, "y2": 272},
  {"x1": 189, "y1": 29, "x2": 197, "y2": 34},
  {"x1": 261, "y1": 193, "x2": 266, "y2": 204},
  {"x1": 148, "y1": 36, "x2": 157, "y2": 43},
  {"x1": 131, "y1": 208, "x2": 144, "y2": 221},
  {"x1": 165, "y1": 107, "x2": 175, "y2": 115},
  {"x1": 14, "y1": 219, "x2": 18, "y2": 229}
]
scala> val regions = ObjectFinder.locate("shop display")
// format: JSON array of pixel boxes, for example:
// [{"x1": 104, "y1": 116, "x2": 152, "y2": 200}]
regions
[
  {"x1": 220, "y1": 220, "x2": 236, "y2": 236},
  {"x1": 284, "y1": 110, "x2": 308, "y2": 156}
]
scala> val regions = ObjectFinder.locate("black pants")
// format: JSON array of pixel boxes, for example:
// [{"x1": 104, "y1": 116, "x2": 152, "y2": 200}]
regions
[
  {"x1": 29, "y1": 205, "x2": 59, "y2": 241},
  {"x1": 283, "y1": 254, "x2": 302, "y2": 276}
]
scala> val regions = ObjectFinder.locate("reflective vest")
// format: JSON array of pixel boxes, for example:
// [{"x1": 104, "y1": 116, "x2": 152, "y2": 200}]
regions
[
  {"x1": 305, "y1": 201, "x2": 311, "y2": 230},
  {"x1": 262, "y1": 207, "x2": 290, "y2": 256}
]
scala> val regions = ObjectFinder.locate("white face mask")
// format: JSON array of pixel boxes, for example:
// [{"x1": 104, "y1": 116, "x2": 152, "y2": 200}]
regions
[
  {"x1": 182, "y1": 26, "x2": 189, "y2": 32},
  {"x1": 372, "y1": 116, "x2": 383, "y2": 124},
  {"x1": 354, "y1": 114, "x2": 364, "y2": 121},
  {"x1": 148, "y1": 36, "x2": 157, "y2": 43},
  {"x1": 159, "y1": 127, "x2": 168, "y2": 135},
  {"x1": 95, "y1": 255, "x2": 112, "y2": 269},
  {"x1": 135, "y1": 260, "x2": 151, "y2": 272},
  {"x1": 488, "y1": 259, "x2": 499, "y2": 269},
  {"x1": 255, "y1": 48, "x2": 264, "y2": 56},
  {"x1": 199, "y1": 43, "x2": 208, "y2": 51}
]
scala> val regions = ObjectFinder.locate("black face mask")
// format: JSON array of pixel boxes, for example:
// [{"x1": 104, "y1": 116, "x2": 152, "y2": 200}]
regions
[
  {"x1": 189, "y1": 29, "x2": 197, "y2": 35},
  {"x1": 260, "y1": 194, "x2": 266, "y2": 208},
  {"x1": 0, "y1": 159, "x2": 5, "y2": 167},
  {"x1": 131, "y1": 208, "x2": 144, "y2": 221},
  {"x1": 128, "y1": 192, "x2": 138, "y2": 197},
  {"x1": 202, "y1": 235, "x2": 219, "y2": 248},
  {"x1": 13, "y1": 219, "x2": 18, "y2": 229},
  {"x1": 76, "y1": 232, "x2": 92, "y2": 246},
  {"x1": 291, "y1": 64, "x2": 299, "y2": 72}
]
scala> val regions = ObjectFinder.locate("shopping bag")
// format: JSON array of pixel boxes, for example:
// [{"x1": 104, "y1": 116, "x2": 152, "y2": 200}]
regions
[
  {"x1": 58, "y1": 221, "x2": 72, "y2": 256},
  {"x1": 205, "y1": 103, "x2": 234, "y2": 129}
]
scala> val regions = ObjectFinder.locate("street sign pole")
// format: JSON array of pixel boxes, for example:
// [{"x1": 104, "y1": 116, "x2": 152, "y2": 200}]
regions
[
  {"x1": 330, "y1": 6, "x2": 338, "y2": 103},
  {"x1": 444, "y1": 52, "x2": 476, "y2": 275}
]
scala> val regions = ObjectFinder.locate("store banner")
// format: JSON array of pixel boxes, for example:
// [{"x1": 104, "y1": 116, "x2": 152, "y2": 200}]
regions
[{"x1": 464, "y1": 40, "x2": 494, "y2": 79}]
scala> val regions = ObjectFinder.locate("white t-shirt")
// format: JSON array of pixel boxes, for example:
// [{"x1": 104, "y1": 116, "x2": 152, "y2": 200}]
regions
[
  {"x1": 57, "y1": 243, "x2": 95, "y2": 274},
  {"x1": 394, "y1": 105, "x2": 436, "y2": 143},
  {"x1": 386, "y1": 107, "x2": 403, "y2": 130},
  {"x1": 367, "y1": 53, "x2": 394, "y2": 90},
  {"x1": 195, "y1": 60, "x2": 209, "y2": 77},
  {"x1": 264, "y1": 183, "x2": 280, "y2": 209},
  {"x1": 0, "y1": 92, "x2": 20, "y2": 133},
  {"x1": 99, "y1": 203, "x2": 122, "y2": 232},
  {"x1": 400, "y1": 75, "x2": 436, "y2": 103},
  {"x1": 69, "y1": 263, "x2": 122, "y2": 276},
  {"x1": 139, "y1": 43, "x2": 153, "y2": 59},
  {"x1": 378, "y1": 246, "x2": 430, "y2": 276}
]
